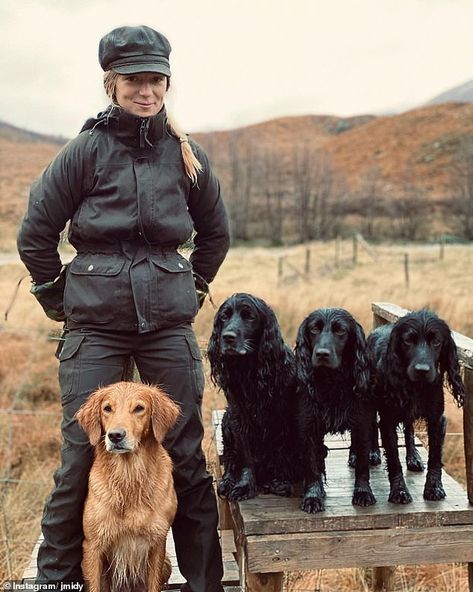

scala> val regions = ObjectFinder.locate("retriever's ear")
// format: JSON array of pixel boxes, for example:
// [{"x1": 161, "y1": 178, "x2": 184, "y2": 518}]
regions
[
  {"x1": 148, "y1": 386, "x2": 180, "y2": 442},
  {"x1": 352, "y1": 321, "x2": 370, "y2": 397},
  {"x1": 295, "y1": 318, "x2": 316, "y2": 399},
  {"x1": 76, "y1": 388, "x2": 106, "y2": 446},
  {"x1": 384, "y1": 323, "x2": 411, "y2": 405},
  {"x1": 257, "y1": 303, "x2": 286, "y2": 380},
  {"x1": 207, "y1": 307, "x2": 225, "y2": 389},
  {"x1": 440, "y1": 331, "x2": 465, "y2": 407}
]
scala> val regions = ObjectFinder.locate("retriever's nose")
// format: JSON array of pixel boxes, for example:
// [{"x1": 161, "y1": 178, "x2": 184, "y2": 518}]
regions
[
  {"x1": 315, "y1": 348, "x2": 331, "y2": 359},
  {"x1": 222, "y1": 331, "x2": 237, "y2": 344},
  {"x1": 414, "y1": 363, "x2": 431, "y2": 374},
  {"x1": 108, "y1": 428, "x2": 126, "y2": 443}
]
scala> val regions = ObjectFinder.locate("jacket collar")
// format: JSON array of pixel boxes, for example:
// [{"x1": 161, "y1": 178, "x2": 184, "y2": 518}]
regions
[{"x1": 83, "y1": 104, "x2": 167, "y2": 148}]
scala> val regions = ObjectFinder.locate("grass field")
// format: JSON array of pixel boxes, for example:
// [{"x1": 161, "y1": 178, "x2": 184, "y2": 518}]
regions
[{"x1": 0, "y1": 239, "x2": 471, "y2": 590}]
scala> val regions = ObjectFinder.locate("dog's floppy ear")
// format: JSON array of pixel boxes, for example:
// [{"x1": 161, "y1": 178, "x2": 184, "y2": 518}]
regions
[
  {"x1": 148, "y1": 386, "x2": 180, "y2": 442},
  {"x1": 76, "y1": 388, "x2": 106, "y2": 446},
  {"x1": 352, "y1": 321, "x2": 370, "y2": 397},
  {"x1": 440, "y1": 330, "x2": 465, "y2": 407},
  {"x1": 295, "y1": 317, "x2": 316, "y2": 399}
]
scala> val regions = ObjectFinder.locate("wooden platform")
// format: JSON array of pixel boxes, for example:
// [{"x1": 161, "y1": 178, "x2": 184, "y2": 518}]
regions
[{"x1": 212, "y1": 408, "x2": 473, "y2": 590}]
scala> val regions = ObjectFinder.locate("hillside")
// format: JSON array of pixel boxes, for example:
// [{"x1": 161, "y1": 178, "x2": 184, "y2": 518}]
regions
[
  {"x1": 2, "y1": 102, "x2": 473, "y2": 247},
  {"x1": 428, "y1": 79, "x2": 473, "y2": 105}
]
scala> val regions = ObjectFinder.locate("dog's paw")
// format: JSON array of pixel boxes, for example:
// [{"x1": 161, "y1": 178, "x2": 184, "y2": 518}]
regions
[
  {"x1": 301, "y1": 495, "x2": 325, "y2": 513},
  {"x1": 352, "y1": 487, "x2": 376, "y2": 507},
  {"x1": 369, "y1": 449, "x2": 382, "y2": 466},
  {"x1": 269, "y1": 479, "x2": 293, "y2": 497},
  {"x1": 388, "y1": 486, "x2": 412, "y2": 504},
  {"x1": 227, "y1": 477, "x2": 257, "y2": 502},
  {"x1": 406, "y1": 451, "x2": 425, "y2": 472},
  {"x1": 423, "y1": 482, "x2": 446, "y2": 501},
  {"x1": 217, "y1": 477, "x2": 235, "y2": 499}
]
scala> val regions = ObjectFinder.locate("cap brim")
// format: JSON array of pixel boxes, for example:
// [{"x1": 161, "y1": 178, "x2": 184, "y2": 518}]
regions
[{"x1": 112, "y1": 62, "x2": 171, "y2": 76}]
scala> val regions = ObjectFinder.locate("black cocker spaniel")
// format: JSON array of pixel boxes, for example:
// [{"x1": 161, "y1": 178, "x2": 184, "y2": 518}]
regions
[
  {"x1": 208, "y1": 293, "x2": 297, "y2": 501},
  {"x1": 295, "y1": 307, "x2": 377, "y2": 513},
  {"x1": 370, "y1": 309, "x2": 465, "y2": 504}
]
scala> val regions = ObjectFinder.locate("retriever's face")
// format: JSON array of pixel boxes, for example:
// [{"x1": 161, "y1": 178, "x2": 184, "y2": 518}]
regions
[
  {"x1": 76, "y1": 382, "x2": 180, "y2": 449},
  {"x1": 392, "y1": 313, "x2": 449, "y2": 384},
  {"x1": 100, "y1": 388, "x2": 152, "y2": 453},
  {"x1": 305, "y1": 308, "x2": 353, "y2": 369},
  {"x1": 215, "y1": 295, "x2": 264, "y2": 356}
]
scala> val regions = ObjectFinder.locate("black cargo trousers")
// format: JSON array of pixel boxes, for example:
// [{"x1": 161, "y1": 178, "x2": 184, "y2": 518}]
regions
[{"x1": 37, "y1": 323, "x2": 224, "y2": 592}]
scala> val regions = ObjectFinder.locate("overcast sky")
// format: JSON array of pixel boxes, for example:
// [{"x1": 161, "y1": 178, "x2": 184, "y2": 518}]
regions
[{"x1": 1, "y1": 0, "x2": 473, "y2": 138}]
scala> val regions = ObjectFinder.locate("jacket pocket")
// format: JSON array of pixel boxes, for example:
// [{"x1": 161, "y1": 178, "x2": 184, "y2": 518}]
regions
[
  {"x1": 64, "y1": 254, "x2": 127, "y2": 325},
  {"x1": 150, "y1": 253, "x2": 199, "y2": 323},
  {"x1": 58, "y1": 333, "x2": 85, "y2": 404}
]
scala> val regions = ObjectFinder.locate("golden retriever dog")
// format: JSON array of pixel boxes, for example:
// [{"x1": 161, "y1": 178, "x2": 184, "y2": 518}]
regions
[{"x1": 76, "y1": 381, "x2": 180, "y2": 592}]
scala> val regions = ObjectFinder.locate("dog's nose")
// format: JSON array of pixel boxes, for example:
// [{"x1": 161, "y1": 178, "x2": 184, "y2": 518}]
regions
[
  {"x1": 108, "y1": 428, "x2": 126, "y2": 443},
  {"x1": 414, "y1": 363, "x2": 431, "y2": 374},
  {"x1": 315, "y1": 348, "x2": 331, "y2": 359},
  {"x1": 222, "y1": 331, "x2": 237, "y2": 344}
]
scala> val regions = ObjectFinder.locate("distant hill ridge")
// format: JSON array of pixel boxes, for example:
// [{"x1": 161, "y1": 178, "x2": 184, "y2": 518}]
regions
[
  {"x1": 428, "y1": 79, "x2": 473, "y2": 105},
  {"x1": 0, "y1": 120, "x2": 67, "y2": 145}
]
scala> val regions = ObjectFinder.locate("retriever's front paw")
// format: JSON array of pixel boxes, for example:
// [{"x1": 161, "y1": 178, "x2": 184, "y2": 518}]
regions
[
  {"x1": 352, "y1": 487, "x2": 376, "y2": 507},
  {"x1": 406, "y1": 449, "x2": 425, "y2": 472},
  {"x1": 301, "y1": 495, "x2": 325, "y2": 513},
  {"x1": 227, "y1": 468, "x2": 257, "y2": 501},
  {"x1": 424, "y1": 472, "x2": 446, "y2": 501},
  {"x1": 388, "y1": 486, "x2": 412, "y2": 504}
]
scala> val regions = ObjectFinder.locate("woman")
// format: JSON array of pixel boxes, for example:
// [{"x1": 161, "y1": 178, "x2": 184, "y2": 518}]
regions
[{"x1": 17, "y1": 25, "x2": 230, "y2": 592}]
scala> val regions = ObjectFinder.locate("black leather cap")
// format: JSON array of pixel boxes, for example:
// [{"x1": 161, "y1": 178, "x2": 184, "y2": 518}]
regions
[{"x1": 99, "y1": 25, "x2": 171, "y2": 76}]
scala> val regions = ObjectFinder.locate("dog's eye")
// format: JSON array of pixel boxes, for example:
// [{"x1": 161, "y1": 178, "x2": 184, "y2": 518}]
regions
[
  {"x1": 133, "y1": 405, "x2": 145, "y2": 413},
  {"x1": 431, "y1": 338, "x2": 442, "y2": 348},
  {"x1": 334, "y1": 328, "x2": 346, "y2": 336},
  {"x1": 103, "y1": 404, "x2": 112, "y2": 413},
  {"x1": 310, "y1": 326, "x2": 320, "y2": 334}
]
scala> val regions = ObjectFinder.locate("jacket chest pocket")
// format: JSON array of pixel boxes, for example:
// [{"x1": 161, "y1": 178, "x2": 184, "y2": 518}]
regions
[
  {"x1": 150, "y1": 254, "x2": 199, "y2": 323},
  {"x1": 64, "y1": 255, "x2": 127, "y2": 324}
]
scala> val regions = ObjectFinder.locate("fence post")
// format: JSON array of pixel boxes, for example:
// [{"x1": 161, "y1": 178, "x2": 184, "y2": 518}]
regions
[
  {"x1": 352, "y1": 235, "x2": 358, "y2": 265},
  {"x1": 439, "y1": 238, "x2": 445, "y2": 261},
  {"x1": 305, "y1": 248, "x2": 311, "y2": 275},
  {"x1": 404, "y1": 253, "x2": 410, "y2": 288},
  {"x1": 335, "y1": 236, "x2": 341, "y2": 267},
  {"x1": 277, "y1": 257, "x2": 284, "y2": 284}
]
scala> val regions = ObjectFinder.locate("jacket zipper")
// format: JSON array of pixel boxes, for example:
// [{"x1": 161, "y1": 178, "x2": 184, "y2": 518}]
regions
[{"x1": 139, "y1": 119, "x2": 147, "y2": 149}]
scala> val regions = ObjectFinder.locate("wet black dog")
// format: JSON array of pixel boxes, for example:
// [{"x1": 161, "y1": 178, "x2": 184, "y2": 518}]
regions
[
  {"x1": 370, "y1": 310, "x2": 465, "y2": 503},
  {"x1": 295, "y1": 308, "x2": 377, "y2": 513},
  {"x1": 208, "y1": 293, "x2": 297, "y2": 501}
]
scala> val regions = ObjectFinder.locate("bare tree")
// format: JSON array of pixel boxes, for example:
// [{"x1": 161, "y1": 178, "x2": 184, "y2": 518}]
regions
[
  {"x1": 292, "y1": 144, "x2": 337, "y2": 242},
  {"x1": 227, "y1": 133, "x2": 254, "y2": 241},
  {"x1": 450, "y1": 136, "x2": 473, "y2": 240}
]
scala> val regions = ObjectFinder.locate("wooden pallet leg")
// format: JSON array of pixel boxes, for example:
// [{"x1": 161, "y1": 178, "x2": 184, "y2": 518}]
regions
[
  {"x1": 468, "y1": 563, "x2": 473, "y2": 592},
  {"x1": 373, "y1": 566, "x2": 395, "y2": 591}
]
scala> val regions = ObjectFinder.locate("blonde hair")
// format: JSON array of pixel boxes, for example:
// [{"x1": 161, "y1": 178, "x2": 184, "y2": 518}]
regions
[{"x1": 103, "y1": 70, "x2": 202, "y2": 184}]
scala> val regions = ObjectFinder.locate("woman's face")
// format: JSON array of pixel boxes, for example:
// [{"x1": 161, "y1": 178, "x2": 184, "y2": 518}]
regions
[{"x1": 115, "y1": 72, "x2": 167, "y2": 117}]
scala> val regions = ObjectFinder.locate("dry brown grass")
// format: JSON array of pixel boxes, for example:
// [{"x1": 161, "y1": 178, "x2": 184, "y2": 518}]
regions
[{"x1": 0, "y1": 240, "x2": 471, "y2": 589}]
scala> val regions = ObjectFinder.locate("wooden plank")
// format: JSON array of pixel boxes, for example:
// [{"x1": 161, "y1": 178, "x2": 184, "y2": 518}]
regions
[
  {"x1": 245, "y1": 524, "x2": 473, "y2": 572},
  {"x1": 231, "y1": 447, "x2": 473, "y2": 536},
  {"x1": 464, "y1": 366, "x2": 473, "y2": 505}
]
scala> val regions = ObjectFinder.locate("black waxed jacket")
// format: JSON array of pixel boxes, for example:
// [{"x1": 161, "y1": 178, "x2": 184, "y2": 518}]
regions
[{"x1": 17, "y1": 105, "x2": 230, "y2": 333}]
